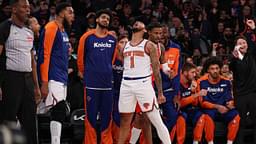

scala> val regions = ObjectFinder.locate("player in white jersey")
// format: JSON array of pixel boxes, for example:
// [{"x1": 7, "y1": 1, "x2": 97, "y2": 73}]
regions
[{"x1": 118, "y1": 21, "x2": 171, "y2": 144}]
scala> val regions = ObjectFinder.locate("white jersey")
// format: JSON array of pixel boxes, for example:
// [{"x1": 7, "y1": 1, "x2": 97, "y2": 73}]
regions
[{"x1": 123, "y1": 39, "x2": 152, "y2": 78}]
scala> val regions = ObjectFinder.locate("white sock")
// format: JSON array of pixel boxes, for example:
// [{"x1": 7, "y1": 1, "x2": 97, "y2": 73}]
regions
[
  {"x1": 146, "y1": 108, "x2": 172, "y2": 144},
  {"x1": 193, "y1": 141, "x2": 199, "y2": 144},
  {"x1": 50, "y1": 121, "x2": 62, "y2": 144},
  {"x1": 208, "y1": 141, "x2": 214, "y2": 144},
  {"x1": 227, "y1": 140, "x2": 233, "y2": 144},
  {"x1": 129, "y1": 127, "x2": 142, "y2": 144}
]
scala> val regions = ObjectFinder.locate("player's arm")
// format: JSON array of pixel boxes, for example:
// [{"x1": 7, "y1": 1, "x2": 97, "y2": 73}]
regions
[
  {"x1": 77, "y1": 32, "x2": 90, "y2": 78},
  {"x1": 225, "y1": 80, "x2": 235, "y2": 109},
  {"x1": 160, "y1": 43, "x2": 170, "y2": 76},
  {"x1": 31, "y1": 50, "x2": 41, "y2": 104},
  {"x1": 40, "y1": 25, "x2": 57, "y2": 98},
  {"x1": 147, "y1": 41, "x2": 165, "y2": 104},
  {"x1": 159, "y1": 43, "x2": 166, "y2": 64}
]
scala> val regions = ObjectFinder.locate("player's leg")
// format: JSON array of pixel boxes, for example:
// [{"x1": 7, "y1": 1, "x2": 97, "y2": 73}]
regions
[
  {"x1": 118, "y1": 80, "x2": 137, "y2": 144},
  {"x1": 99, "y1": 90, "x2": 114, "y2": 144},
  {"x1": 191, "y1": 111, "x2": 205, "y2": 144},
  {"x1": 176, "y1": 115, "x2": 186, "y2": 144},
  {"x1": 129, "y1": 106, "x2": 143, "y2": 144},
  {"x1": 161, "y1": 91, "x2": 178, "y2": 140},
  {"x1": 136, "y1": 78, "x2": 171, "y2": 144},
  {"x1": 84, "y1": 88, "x2": 100, "y2": 144},
  {"x1": 203, "y1": 109, "x2": 217, "y2": 144},
  {"x1": 46, "y1": 81, "x2": 68, "y2": 144},
  {"x1": 224, "y1": 109, "x2": 240, "y2": 144},
  {"x1": 112, "y1": 89, "x2": 120, "y2": 144},
  {"x1": 140, "y1": 113, "x2": 152, "y2": 144}
]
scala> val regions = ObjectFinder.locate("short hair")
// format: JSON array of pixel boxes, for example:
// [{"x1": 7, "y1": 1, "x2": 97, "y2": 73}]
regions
[
  {"x1": 202, "y1": 57, "x2": 223, "y2": 75},
  {"x1": 56, "y1": 2, "x2": 71, "y2": 15},
  {"x1": 118, "y1": 34, "x2": 129, "y2": 41},
  {"x1": 147, "y1": 22, "x2": 162, "y2": 31},
  {"x1": 234, "y1": 35, "x2": 247, "y2": 44},
  {"x1": 182, "y1": 62, "x2": 197, "y2": 73},
  {"x1": 96, "y1": 9, "x2": 112, "y2": 20}
]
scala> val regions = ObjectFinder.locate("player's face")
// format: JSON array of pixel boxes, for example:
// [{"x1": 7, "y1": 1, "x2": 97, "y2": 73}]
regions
[
  {"x1": 118, "y1": 37, "x2": 129, "y2": 49},
  {"x1": 132, "y1": 21, "x2": 146, "y2": 33},
  {"x1": 149, "y1": 27, "x2": 162, "y2": 43},
  {"x1": 29, "y1": 17, "x2": 40, "y2": 33},
  {"x1": 208, "y1": 64, "x2": 220, "y2": 79},
  {"x1": 13, "y1": 0, "x2": 30, "y2": 23},
  {"x1": 63, "y1": 7, "x2": 74, "y2": 26},
  {"x1": 187, "y1": 68, "x2": 196, "y2": 81},
  {"x1": 96, "y1": 13, "x2": 110, "y2": 29},
  {"x1": 236, "y1": 38, "x2": 248, "y2": 54}
]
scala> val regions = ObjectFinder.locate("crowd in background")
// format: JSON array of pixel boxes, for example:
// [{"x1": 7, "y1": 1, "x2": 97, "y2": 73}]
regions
[
  {"x1": 1, "y1": 0, "x2": 256, "y2": 65},
  {"x1": 1, "y1": 0, "x2": 256, "y2": 143}
]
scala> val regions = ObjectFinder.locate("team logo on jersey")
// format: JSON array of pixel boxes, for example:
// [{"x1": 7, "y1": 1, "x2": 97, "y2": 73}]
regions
[
  {"x1": 94, "y1": 42, "x2": 112, "y2": 48},
  {"x1": 182, "y1": 91, "x2": 191, "y2": 97},
  {"x1": 63, "y1": 36, "x2": 69, "y2": 42},
  {"x1": 108, "y1": 40, "x2": 115, "y2": 43},
  {"x1": 220, "y1": 84, "x2": 227, "y2": 87},
  {"x1": 112, "y1": 64, "x2": 124, "y2": 71},
  {"x1": 207, "y1": 87, "x2": 224, "y2": 93}
]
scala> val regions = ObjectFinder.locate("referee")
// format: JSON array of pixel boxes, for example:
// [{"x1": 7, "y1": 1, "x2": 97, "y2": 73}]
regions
[{"x1": 0, "y1": 0, "x2": 40, "y2": 144}]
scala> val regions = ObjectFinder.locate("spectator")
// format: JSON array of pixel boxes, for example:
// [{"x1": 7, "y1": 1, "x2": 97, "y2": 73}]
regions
[{"x1": 230, "y1": 20, "x2": 256, "y2": 144}]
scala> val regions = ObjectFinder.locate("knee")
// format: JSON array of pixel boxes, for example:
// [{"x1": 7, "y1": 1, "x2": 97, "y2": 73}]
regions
[
  {"x1": 51, "y1": 100, "x2": 70, "y2": 123},
  {"x1": 120, "y1": 113, "x2": 133, "y2": 128}
]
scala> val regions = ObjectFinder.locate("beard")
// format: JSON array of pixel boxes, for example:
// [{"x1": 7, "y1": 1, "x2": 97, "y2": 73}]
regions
[
  {"x1": 132, "y1": 27, "x2": 144, "y2": 33},
  {"x1": 63, "y1": 18, "x2": 72, "y2": 32},
  {"x1": 98, "y1": 22, "x2": 109, "y2": 29}
]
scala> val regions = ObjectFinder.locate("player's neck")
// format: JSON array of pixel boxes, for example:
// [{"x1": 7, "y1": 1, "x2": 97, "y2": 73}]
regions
[
  {"x1": 95, "y1": 26, "x2": 108, "y2": 37},
  {"x1": 208, "y1": 75, "x2": 220, "y2": 84},
  {"x1": 181, "y1": 74, "x2": 189, "y2": 87},
  {"x1": 55, "y1": 17, "x2": 64, "y2": 31},
  {"x1": 131, "y1": 33, "x2": 143, "y2": 44}
]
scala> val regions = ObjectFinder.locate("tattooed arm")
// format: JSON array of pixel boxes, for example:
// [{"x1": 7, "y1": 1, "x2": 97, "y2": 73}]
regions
[{"x1": 147, "y1": 41, "x2": 166, "y2": 104}]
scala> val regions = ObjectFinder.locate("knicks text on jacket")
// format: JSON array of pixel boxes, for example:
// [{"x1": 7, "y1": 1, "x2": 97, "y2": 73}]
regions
[{"x1": 93, "y1": 42, "x2": 112, "y2": 48}]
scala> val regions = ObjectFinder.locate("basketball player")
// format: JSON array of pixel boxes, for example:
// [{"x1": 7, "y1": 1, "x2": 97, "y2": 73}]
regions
[
  {"x1": 77, "y1": 9, "x2": 117, "y2": 144},
  {"x1": 129, "y1": 22, "x2": 170, "y2": 144},
  {"x1": 118, "y1": 20, "x2": 171, "y2": 144},
  {"x1": 37, "y1": 2, "x2": 74, "y2": 144}
]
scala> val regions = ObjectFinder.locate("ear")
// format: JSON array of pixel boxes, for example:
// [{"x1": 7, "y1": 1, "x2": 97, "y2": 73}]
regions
[
  {"x1": 143, "y1": 28, "x2": 147, "y2": 33},
  {"x1": 96, "y1": 18, "x2": 99, "y2": 23}
]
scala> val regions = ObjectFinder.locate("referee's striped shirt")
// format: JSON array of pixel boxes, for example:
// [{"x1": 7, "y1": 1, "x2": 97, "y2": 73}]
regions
[{"x1": 0, "y1": 21, "x2": 34, "y2": 72}]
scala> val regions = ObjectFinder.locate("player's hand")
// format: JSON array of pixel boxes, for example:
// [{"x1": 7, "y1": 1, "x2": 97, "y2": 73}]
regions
[
  {"x1": 78, "y1": 71, "x2": 83, "y2": 79},
  {"x1": 246, "y1": 19, "x2": 256, "y2": 30},
  {"x1": 169, "y1": 69, "x2": 175, "y2": 79},
  {"x1": 215, "y1": 104, "x2": 229, "y2": 114},
  {"x1": 199, "y1": 89, "x2": 208, "y2": 96},
  {"x1": 190, "y1": 81, "x2": 197, "y2": 92},
  {"x1": 34, "y1": 87, "x2": 41, "y2": 105},
  {"x1": 158, "y1": 93, "x2": 166, "y2": 104},
  {"x1": 173, "y1": 95, "x2": 180, "y2": 111},
  {"x1": 40, "y1": 82, "x2": 49, "y2": 99},
  {"x1": 226, "y1": 101, "x2": 235, "y2": 110},
  {"x1": 162, "y1": 63, "x2": 170, "y2": 76}
]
